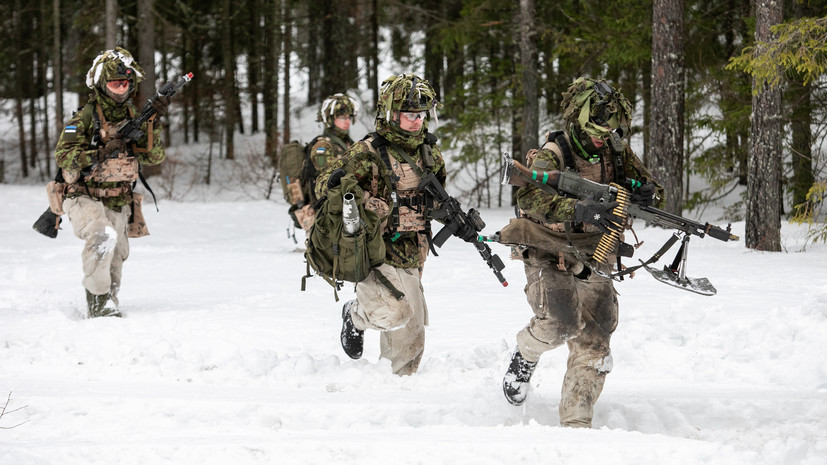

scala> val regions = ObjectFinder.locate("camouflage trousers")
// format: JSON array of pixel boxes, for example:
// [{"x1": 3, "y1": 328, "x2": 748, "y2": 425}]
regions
[
  {"x1": 516, "y1": 248, "x2": 618, "y2": 428},
  {"x1": 64, "y1": 195, "x2": 130, "y2": 303},
  {"x1": 351, "y1": 263, "x2": 429, "y2": 376}
]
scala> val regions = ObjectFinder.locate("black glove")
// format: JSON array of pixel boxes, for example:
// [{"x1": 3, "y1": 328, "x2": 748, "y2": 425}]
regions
[
  {"x1": 574, "y1": 199, "x2": 623, "y2": 234},
  {"x1": 151, "y1": 94, "x2": 170, "y2": 117},
  {"x1": 96, "y1": 137, "x2": 126, "y2": 162},
  {"x1": 631, "y1": 181, "x2": 656, "y2": 207},
  {"x1": 454, "y1": 221, "x2": 479, "y2": 243},
  {"x1": 327, "y1": 168, "x2": 346, "y2": 189}
]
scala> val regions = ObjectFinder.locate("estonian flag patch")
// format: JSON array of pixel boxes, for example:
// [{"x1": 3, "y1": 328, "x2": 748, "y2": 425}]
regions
[{"x1": 64, "y1": 125, "x2": 77, "y2": 134}]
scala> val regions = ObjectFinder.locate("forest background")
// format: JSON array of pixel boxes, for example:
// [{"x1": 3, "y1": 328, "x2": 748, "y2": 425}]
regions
[{"x1": 0, "y1": 0, "x2": 825, "y2": 251}]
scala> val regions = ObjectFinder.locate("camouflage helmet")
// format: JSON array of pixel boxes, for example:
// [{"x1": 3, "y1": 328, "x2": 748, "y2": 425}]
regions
[
  {"x1": 317, "y1": 93, "x2": 359, "y2": 126},
  {"x1": 377, "y1": 74, "x2": 441, "y2": 126},
  {"x1": 560, "y1": 77, "x2": 633, "y2": 139},
  {"x1": 85, "y1": 47, "x2": 144, "y2": 93}
]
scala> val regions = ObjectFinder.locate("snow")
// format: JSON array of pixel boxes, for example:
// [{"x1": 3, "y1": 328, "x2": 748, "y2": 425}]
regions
[{"x1": 2, "y1": 182, "x2": 826, "y2": 464}]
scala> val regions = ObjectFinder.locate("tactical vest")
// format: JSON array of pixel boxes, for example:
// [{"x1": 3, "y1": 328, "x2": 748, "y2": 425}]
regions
[
  {"x1": 361, "y1": 132, "x2": 438, "y2": 236},
  {"x1": 529, "y1": 130, "x2": 623, "y2": 234},
  {"x1": 84, "y1": 104, "x2": 145, "y2": 183}
]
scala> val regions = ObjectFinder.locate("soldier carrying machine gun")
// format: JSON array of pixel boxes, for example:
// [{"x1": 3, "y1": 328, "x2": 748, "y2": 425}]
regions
[{"x1": 500, "y1": 152, "x2": 739, "y2": 296}]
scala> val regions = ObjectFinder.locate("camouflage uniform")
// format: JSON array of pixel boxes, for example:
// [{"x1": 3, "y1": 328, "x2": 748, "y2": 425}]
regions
[
  {"x1": 55, "y1": 48, "x2": 165, "y2": 317},
  {"x1": 292, "y1": 94, "x2": 358, "y2": 231},
  {"x1": 318, "y1": 74, "x2": 445, "y2": 375},
  {"x1": 503, "y1": 77, "x2": 664, "y2": 427}
]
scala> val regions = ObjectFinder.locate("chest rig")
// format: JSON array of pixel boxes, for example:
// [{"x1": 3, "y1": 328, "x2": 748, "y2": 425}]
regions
[
  {"x1": 84, "y1": 104, "x2": 155, "y2": 184},
  {"x1": 365, "y1": 132, "x2": 439, "y2": 238}
]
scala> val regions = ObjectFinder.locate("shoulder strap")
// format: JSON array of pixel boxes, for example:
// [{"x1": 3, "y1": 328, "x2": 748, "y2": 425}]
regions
[{"x1": 550, "y1": 130, "x2": 576, "y2": 170}]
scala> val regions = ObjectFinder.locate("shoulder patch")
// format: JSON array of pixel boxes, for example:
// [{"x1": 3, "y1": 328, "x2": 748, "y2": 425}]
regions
[{"x1": 534, "y1": 159, "x2": 550, "y2": 169}]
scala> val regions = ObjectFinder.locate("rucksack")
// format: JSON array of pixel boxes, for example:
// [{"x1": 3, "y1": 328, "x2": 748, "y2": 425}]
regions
[
  {"x1": 278, "y1": 140, "x2": 309, "y2": 205},
  {"x1": 301, "y1": 172, "x2": 389, "y2": 301}
]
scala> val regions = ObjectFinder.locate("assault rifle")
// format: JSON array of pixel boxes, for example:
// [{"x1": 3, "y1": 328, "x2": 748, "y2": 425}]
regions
[
  {"x1": 32, "y1": 73, "x2": 194, "y2": 239},
  {"x1": 94, "y1": 72, "x2": 195, "y2": 159},
  {"x1": 500, "y1": 152, "x2": 739, "y2": 296},
  {"x1": 418, "y1": 172, "x2": 508, "y2": 287}
]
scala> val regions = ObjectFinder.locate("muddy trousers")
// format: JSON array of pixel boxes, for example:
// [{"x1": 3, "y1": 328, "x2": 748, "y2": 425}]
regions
[
  {"x1": 64, "y1": 195, "x2": 130, "y2": 304},
  {"x1": 350, "y1": 263, "x2": 429, "y2": 376},
  {"x1": 516, "y1": 257, "x2": 618, "y2": 427}
]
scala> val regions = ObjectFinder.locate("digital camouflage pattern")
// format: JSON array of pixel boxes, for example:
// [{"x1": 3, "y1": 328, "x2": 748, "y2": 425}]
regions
[{"x1": 316, "y1": 138, "x2": 446, "y2": 270}]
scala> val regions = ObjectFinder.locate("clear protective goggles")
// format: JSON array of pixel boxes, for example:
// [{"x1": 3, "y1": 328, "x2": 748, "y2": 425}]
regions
[{"x1": 400, "y1": 111, "x2": 427, "y2": 122}]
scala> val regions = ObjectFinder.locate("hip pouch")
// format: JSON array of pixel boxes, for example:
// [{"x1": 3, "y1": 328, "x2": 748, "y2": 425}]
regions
[{"x1": 127, "y1": 192, "x2": 150, "y2": 238}]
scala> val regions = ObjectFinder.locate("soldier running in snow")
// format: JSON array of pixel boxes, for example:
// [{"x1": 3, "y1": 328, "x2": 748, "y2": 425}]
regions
[{"x1": 501, "y1": 77, "x2": 664, "y2": 427}]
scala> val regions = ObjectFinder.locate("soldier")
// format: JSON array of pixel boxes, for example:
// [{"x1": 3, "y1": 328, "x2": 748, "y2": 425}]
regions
[
  {"x1": 315, "y1": 74, "x2": 477, "y2": 375},
  {"x1": 501, "y1": 77, "x2": 664, "y2": 427},
  {"x1": 291, "y1": 93, "x2": 359, "y2": 231},
  {"x1": 54, "y1": 47, "x2": 167, "y2": 318}
]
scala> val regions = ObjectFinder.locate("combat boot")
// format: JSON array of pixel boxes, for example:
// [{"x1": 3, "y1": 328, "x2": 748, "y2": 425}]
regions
[
  {"x1": 85, "y1": 289, "x2": 122, "y2": 318},
  {"x1": 340, "y1": 299, "x2": 364, "y2": 359},
  {"x1": 503, "y1": 349, "x2": 537, "y2": 406}
]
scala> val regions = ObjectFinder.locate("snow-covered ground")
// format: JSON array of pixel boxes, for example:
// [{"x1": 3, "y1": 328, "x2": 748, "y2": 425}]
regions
[{"x1": 1, "y1": 183, "x2": 826, "y2": 464}]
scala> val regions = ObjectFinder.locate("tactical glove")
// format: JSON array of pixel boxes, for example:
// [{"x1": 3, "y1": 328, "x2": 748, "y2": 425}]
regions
[
  {"x1": 454, "y1": 222, "x2": 479, "y2": 243},
  {"x1": 151, "y1": 95, "x2": 171, "y2": 117},
  {"x1": 95, "y1": 137, "x2": 126, "y2": 163},
  {"x1": 574, "y1": 199, "x2": 623, "y2": 235},
  {"x1": 631, "y1": 181, "x2": 656, "y2": 207},
  {"x1": 327, "y1": 168, "x2": 346, "y2": 189}
]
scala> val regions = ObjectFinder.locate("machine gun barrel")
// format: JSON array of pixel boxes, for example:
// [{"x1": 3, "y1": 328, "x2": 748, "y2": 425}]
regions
[{"x1": 501, "y1": 153, "x2": 738, "y2": 242}]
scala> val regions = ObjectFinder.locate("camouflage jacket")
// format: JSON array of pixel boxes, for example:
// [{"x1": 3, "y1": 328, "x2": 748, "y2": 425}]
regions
[
  {"x1": 316, "y1": 135, "x2": 447, "y2": 269},
  {"x1": 302, "y1": 127, "x2": 354, "y2": 205},
  {"x1": 54, "y1": 92, "x2": 165, "y2": 212},
  {"x1": 517, "y1": 131, "x2": 665, "y2": 228}
]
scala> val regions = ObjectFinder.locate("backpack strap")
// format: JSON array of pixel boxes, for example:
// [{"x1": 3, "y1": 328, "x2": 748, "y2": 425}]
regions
[{"x1": 549, "y1": 130, "x2": 576, "y2": 170}]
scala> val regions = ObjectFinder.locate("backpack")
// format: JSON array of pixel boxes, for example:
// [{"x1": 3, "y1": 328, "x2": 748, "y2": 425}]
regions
[
  {"x1": 278, "y1": 140, "x2": 309, "y2": 205},
  {"x1": 301, "y1": 172, "x2": 390, "y2": 301}
]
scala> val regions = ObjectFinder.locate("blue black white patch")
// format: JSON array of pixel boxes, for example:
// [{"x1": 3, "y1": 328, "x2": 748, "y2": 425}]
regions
[
  {"x1": 64, "y1": 125, "x2": 77, "y2": 134},
  {"x1": 316, "y1": 147, "x2": 327, "y2": 154}
]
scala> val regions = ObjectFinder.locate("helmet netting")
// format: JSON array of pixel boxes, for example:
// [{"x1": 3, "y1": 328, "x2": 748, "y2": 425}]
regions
[{"x1": 317, "y1": 93, "x2": 359, "y2": 126}]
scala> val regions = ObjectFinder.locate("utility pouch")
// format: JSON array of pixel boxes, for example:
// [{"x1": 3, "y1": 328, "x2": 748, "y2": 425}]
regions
[
  {"x1": 127, "y1": 193, "x2": 149, "y2": 238},
  {"x1": 46, "y1": 181, "x2": 66, "y2": 215}
]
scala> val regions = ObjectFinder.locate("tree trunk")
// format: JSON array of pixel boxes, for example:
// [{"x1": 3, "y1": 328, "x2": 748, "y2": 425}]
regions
[
  {"x1": 649, "y1": 0, "x2": 685, "y2": 215},
  {"x1": 282, "y1": 0, "x2": 292, "y2": 143},
  {"x1": 787, "y1": 0, "x2": 815, "y2": 210},
  {"x1": 52, "y1": 0, "x2": 63, "y2": 141},
  {"x1": 222, "y1": 0, "x2": 235, "y2": 159},
  {"x1": 247, "y1": 0, "x2": 261, "y2": 133},
  {"x1": 519, "y1": 0, "x2": 539, "y2": 156},
  {"x1": 136, "y1": 0, "x2": 160, "y2": 176},
  {"x1": 264, "y1": 0, "x2": 281, "y2": 162},
  {"x1": 369, "y1": 0, "x2": 379, "y2": 109},
  {"x1": 105, "y1": 0, "x2": 117, "y2": 48},
  {"x1": 745, "y1": 0, "x2": 782, "y2": 251}
]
